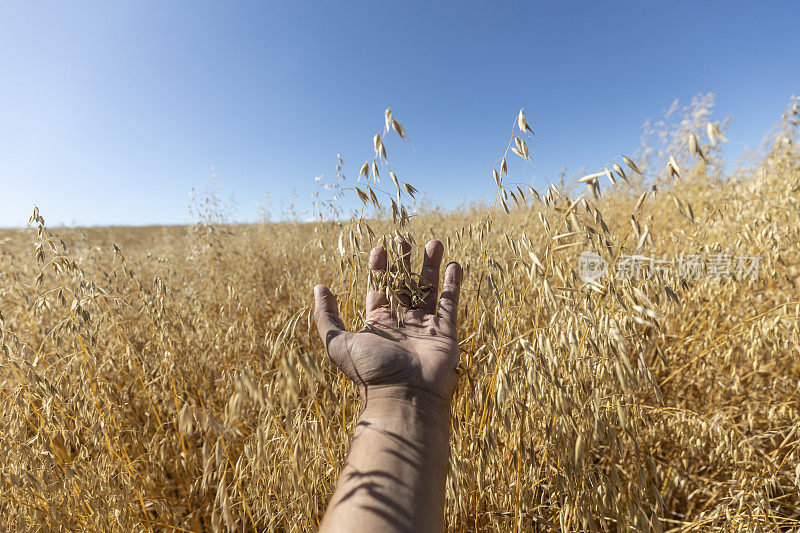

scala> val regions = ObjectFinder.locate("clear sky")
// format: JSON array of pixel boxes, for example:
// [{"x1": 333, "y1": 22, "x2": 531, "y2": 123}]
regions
[{"x1": 1, "y1": 1, "x2": 798, "y2": 227}]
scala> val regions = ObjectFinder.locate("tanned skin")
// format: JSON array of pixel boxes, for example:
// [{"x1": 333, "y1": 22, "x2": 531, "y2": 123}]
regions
[{"x1": 313, "y1": 238, "x2": 462, "y2": 532}]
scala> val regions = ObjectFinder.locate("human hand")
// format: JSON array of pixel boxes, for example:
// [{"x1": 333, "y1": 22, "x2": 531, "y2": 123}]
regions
[
  {"x1": 315, "y1": 238, "x2": 462, "y2": 531},
  {"x1": 313, "y1": 238, "x2": 463, "y2": 418}
]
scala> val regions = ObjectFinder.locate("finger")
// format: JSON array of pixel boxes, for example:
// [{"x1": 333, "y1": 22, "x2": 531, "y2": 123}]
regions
[
  {"x1": 437, "y1": 262, "x2": 463, "y2": 327},
  {"x1": 393, "y1": 235, "x2": 412, "y2": 276},
  {"x1": 366, "y1": 246, "x2": 389, "y2": 313},
  {"x1": 313, "y1": 284, "x2": 351, "y2": 366},
  {"x1": 419, "y1": 239, "x2": 444, "y2": 314},
  {"x1": 389, "y1": 236, "x2": 412, "y2": 307}
]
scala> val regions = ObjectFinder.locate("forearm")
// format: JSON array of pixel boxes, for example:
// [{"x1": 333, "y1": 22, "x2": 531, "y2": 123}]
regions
[{"x1": 320, "y1": 389, "x2": 451, "y2": 532}]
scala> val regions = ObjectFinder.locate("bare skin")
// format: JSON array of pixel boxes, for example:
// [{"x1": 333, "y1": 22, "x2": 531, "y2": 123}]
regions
[{"x1": 314, "y1": 238, "x2": 462, "y2": 532}]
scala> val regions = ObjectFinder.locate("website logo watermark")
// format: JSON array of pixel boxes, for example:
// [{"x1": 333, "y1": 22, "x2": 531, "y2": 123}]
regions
[
  {"x1": 578, "y1": 252, "x2": 761, "y2": 283},
  {"x1": 577, "y1": 252, "x2": 608, "y2": 282}
]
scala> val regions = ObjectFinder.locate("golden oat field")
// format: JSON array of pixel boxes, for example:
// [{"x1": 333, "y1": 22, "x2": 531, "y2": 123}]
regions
[{"x1": 1, "y1": 97, "x2": 799, "y2": 531}]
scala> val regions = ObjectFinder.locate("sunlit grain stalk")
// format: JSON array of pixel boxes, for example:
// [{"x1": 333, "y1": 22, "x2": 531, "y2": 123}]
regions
[{"x1": 0, "y1": 95, "x2": 798, "y2": 531}]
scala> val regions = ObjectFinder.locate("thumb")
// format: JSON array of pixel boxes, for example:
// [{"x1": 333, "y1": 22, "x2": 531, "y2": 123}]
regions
[{"x1": 313, "y1": 284, "x2": 352, "y2": 368}]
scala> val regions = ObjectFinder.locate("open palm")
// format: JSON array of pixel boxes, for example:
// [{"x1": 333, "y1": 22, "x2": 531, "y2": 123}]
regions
[{"x1": 314, "y1": 239, "x2": 463, "y2": 404}]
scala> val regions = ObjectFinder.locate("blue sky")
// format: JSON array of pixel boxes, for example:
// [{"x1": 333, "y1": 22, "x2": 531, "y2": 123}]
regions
[{"x1": 0, "y1": 1, "x2": 798, "y2": 227}]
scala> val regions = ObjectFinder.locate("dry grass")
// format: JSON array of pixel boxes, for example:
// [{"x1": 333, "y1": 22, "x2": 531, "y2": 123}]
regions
[{"x1": 1, "y1": 97, "x2": 799, "y2": 531}]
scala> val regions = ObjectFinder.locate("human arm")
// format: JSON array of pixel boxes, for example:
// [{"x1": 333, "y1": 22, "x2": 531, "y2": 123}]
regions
[{"x1": 313, "y1": 239, "x2": 462, "y2": 532}]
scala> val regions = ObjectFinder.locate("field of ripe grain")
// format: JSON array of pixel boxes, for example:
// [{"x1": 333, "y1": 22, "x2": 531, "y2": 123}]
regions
[{"x1": 1, "y1": 98, "x2": 799, "y2": 531}]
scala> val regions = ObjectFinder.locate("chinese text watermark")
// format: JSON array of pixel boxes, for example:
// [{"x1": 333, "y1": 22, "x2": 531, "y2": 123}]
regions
[{"x1": 578, "y1": 251, "x2": 761, "y2": 283}]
